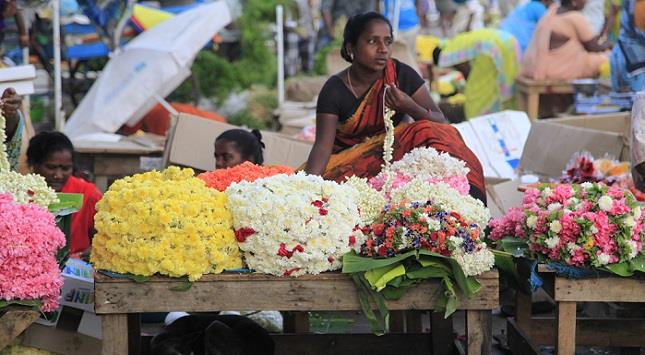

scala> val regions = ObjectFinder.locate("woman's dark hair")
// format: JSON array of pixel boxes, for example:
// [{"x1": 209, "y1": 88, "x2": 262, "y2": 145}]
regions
[
  {"x1": 216, "y1": 129, "x2": 265, "y2": 165},
  {"x1": 560, "y1": 0, "x2": 573, "y2": 6},
  {"x1": 341, "y1": 12, "x2": 393, "y2": 63},
  {"x1": 27, "y1": 131, "x2": 75, "y2": 166}
]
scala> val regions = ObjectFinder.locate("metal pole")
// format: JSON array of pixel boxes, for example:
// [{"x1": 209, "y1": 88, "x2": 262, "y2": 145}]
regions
[
  {"x1": 276, "y1": 4, "x2": 284, "y2": 105},
  {"x1": 52, "y1": 0, "x2": 64, "y2": 131}
]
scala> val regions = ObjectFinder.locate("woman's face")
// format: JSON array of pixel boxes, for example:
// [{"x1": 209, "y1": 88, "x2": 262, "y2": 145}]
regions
[
  {"x1": 215, "y1": 140, "x2": 248, "y2": 169},
  {"x1": 33, "y1": 150, "x2": 73, "y2": 192},
  {"x1": 349, "y1": 20, "x2": 393, "y2": 71}
]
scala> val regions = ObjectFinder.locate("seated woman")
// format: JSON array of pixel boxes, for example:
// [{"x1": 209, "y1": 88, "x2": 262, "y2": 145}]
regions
[
  {"x1": 304, "y1": 12, "x2": 486, "y2": 202},
  {"x1": 521, "y1": 0, "x2": 611, "y2": 81},
  {"x1": 214, "y1": 129, "x2": 264, "y2": 169},
  {"x1": 27, "y1": 131, "x2": 102, "y2": 258},
  {"x1": 610, "y1": 0, "x2": 645, "y2": 92},
  {"x1": 433, "y1": 28, "x2": 520, "y2": 119},
  {"x1": 499, "y1": 0, "x2": 554, "y2": 53}
]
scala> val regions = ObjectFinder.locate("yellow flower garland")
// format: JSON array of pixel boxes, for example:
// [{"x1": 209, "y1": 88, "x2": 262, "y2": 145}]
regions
[{"x1": 91, "y1": 167, "x2": 243, "y2": 281}]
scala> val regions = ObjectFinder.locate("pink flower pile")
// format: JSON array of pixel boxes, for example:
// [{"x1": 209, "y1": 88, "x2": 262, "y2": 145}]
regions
[
  {"x1": 0, "y1": 193, "x2": 65, "y2": 311},
  {"x1": 488, "y1": 183, "x2": 644, "y2": 268}
]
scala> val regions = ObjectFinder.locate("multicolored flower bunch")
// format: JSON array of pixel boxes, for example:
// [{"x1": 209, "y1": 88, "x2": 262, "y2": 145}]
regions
[
  {"x1": 489, "y1": 183, "x2": 643, "y2": 268},
  {"x1": 359, "y1": 199, "x2": 494, "y2": 276},
  {"x1": 91, "y1": 167, "x2": 243, "y2": 281},
  {"x1": 0, "y1": 193, "x2": 65, "y2": 311},
  {"x1": 226, "y1": 173, "x2": 365, "y2": 277},
  {"x1": 197, "y1": 162, "x2": 294, "y2": 191},
  {"x1": 561, "y1": 151, "x2": 629, "y2": 185},
  {"x1": 369, "y1": 147, "x2": 470, "y2": 196}
]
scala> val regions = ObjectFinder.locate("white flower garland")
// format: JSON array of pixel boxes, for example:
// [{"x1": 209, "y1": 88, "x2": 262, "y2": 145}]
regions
[
  {"x1": 390, "y1": 180, "x2": 490, "y2": 227},
  {"x1": 0, "y1": 112, "x2": 9, "y2": 171},
  {"x1": 343, "y1": 176, "x2": 387, "y2": 225},
  {"x1": 0, "y1": 170, "x2": 58, "y2": 207},
  {"x1": 226, "y1": 173, "x2": 365, "y2": 277}
]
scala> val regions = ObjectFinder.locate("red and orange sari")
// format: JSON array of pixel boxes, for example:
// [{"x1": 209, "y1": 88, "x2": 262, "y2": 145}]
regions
[{"x1": 322, "y1": 60, "x2": 486, "y2": 201}]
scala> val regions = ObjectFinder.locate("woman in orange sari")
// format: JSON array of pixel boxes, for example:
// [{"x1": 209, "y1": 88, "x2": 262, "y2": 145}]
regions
[{"x1": 304, "y1": 12, "x2": 486, "y2": 202}]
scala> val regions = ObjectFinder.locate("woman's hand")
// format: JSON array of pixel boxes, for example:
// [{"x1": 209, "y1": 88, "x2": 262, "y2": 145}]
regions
[
  {"x1": 2, "y1": 88, "x2": 22, "y2": 141},
  {"x1": 384, "y1": 85, "x2": 418, "y2": 114}
]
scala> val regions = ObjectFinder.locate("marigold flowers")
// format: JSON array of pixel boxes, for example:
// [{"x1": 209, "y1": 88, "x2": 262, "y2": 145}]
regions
[
  {"x1": 489, "y1": 183, "x2": 643, "y2": 268},
  {"x1": 91, "y1": 167, "x2": 243, "y2": 281},
  {"x1": 198, "y1": 162, "x2": 294, "y2": 191},
  {"x1": 0, "y1": 193, "x2": 65, "y2": 311},
  {"x1": 226, "y1": 173, "x2": 365, "y2": 277}
]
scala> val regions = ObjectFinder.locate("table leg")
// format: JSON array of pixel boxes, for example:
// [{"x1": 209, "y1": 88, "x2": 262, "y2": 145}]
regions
[
  {"x1": 527, "y1": 92, "x2": 540, "y2": 122},
  {"x1": 466, "y1": 310, "x2": 492, "y2": 355},
  {"x1": 101, "y1": 314, "x2": 128, "y2": 355},
  {"x1": 515, "y1": 290, "x2": 533, "y2": 339},
  {"x1": 516, "y1": 90, "x2": 527, "y2": 117},
  {"x1": 556, "y1": 301, "x2": 576, "y2": 355}
]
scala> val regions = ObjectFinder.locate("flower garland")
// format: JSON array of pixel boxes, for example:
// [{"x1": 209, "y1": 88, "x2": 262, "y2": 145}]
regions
[
  {"x1": 0, "y1": 193, "x2": 65, "y2": 311},
  {"x1": 370, "y1": 147, "x2": 470, "y2": 195},
  {"x1": 0, "y1": 111, "x2": 8, "y2": 171},
  {"x1": 91, "y1": 167, "x2": 243, "y2": 281},
  {"x1": 489, "y1": 183, "x2": 643, "y2": 268},
  {"x1": 197, "y1": 162, "x2": 294, "y2": 192},
  {"x1": 226, "y1": 173, "x2": 365, "y2": 277},
  {"x1": 0, "y1": 170, "x2": 59, "y2": 207}
]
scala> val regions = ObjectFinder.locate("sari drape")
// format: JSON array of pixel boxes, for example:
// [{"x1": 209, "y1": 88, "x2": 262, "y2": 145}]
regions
[{"x1": 321, "y1": 60, "x2": 486, "y2": 201}]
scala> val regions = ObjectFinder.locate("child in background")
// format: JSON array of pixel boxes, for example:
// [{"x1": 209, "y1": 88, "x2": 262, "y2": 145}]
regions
[
  {"x1": 214, "y1": 128, "x2": 265, "y2": 169},
  {"x1": 26, "y1": 131, "x2": 102, "y2": 258}
]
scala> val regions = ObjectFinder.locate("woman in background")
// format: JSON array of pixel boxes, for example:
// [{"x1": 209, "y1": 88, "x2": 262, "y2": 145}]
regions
[
  {"x1": 499, "y1": 0, "x2": 554, "y2": 53},
  {"x1": 610, "y1": 0, "x2": 645, "y2": 92},
  {"x1": 214, "y1": 128, "x2": 265, "y2": 169},
  {"x1": 27, "y1": 131, "x2": 102, "y2": 257}
]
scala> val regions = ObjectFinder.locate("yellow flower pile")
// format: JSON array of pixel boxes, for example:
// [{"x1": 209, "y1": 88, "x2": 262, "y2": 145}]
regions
[{"x1": 91, "y1": 167, "x2": 243, "y2": 281}]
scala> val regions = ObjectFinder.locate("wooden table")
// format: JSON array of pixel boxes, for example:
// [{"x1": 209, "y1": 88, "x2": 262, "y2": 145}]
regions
[
  {"x1": 95, "y1": 271, "x2": 498, "y2": 355},
  {"x1": 508, "y1": 265, "x2": 645, "y2": 355},
  {"x1": 515, "y1": 77, "x2": 574, "y2": 122},
  {"x1": 74, "y1": 136, "x2": 164, "y2": 192}
]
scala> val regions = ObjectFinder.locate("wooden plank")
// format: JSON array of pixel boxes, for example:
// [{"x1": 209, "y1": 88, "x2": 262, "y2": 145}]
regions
[
  {"x1": 94, "y1": 271, "x2": 498, "y2": 313},
  {"x1": 0, "y1": 306, "x2": 40, "y2": 350},
  {"x1": 465, "y1": 310, "x2": 492, "y2": 355},
  {"x1": 273, "y1": 333, "x2": 431, "y2": 355},
  {"x1": 553, "y1": 276, "x2": 645, "y2": 302},
  {"x1": 514, "y1": 290, "x2": 532, "y2": 338},
  {"x1": 555, "y1": 301, "x2": 576, "y2": 355},
  {"x1": 405, "y1": 310, "x2": 423, "y2": 333},
  {"x1": 430, "y1": 312, "x2": 454, "y2": 355},
  {"x1": 506, "y1": 319, "x2": 541, "y2": 355},
  {"x1": 525, "y1": 318, "x2": 645, "y2": 347},
  {"x1": 101, "y1": 314, "x2": 128, "y2": 355}
]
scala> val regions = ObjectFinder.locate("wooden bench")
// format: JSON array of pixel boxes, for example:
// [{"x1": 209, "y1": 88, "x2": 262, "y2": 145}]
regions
[
  {"x1": 515, "y1": 77, "x2": 575, "y2": 122},
  {"x1": 0, "y1": 305, "x2": 40, "y2": 351},
  {"x1": 95, "y1": 271, "x2": 499, "y2": 355},
  {"x1": 508, "y1": 265, "x2": 645, "y2": 355}
]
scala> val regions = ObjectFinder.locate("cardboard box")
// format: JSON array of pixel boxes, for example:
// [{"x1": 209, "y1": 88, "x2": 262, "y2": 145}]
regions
[
  {"x1": 60, "y1": 259, "x2": 95, "y2": 313},
  {"x1": 519, "y1": 112, "x2": 630, "y2": 178},
  {"x1": 166, "y1": 113, "x2": 314, "y2": 171},
  {"x1": 455, "y1": 110, "x2": 532, "y2": 179},
  {"x1": 485, "y1": 178, "x2": 523, "y2": 218}
]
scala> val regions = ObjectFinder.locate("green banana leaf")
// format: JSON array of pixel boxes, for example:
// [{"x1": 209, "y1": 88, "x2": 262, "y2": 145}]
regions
[{"x1": 365, "y1": 264, "x2": 406, "y2": 292}]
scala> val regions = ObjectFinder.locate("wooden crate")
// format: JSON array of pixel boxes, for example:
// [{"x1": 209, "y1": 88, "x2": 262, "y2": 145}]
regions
[{"x1": 95, "y1": 271, "x2": 499, "y2": 355}]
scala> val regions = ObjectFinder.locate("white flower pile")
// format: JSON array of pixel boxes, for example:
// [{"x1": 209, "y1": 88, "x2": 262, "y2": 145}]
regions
[
  {"x1": 342, "y1": 176, "x2": 387, "y2": 225},
  {"x1": 226, "y1": 173, "x2": 365, "y2": 277},
  {"x1": 382, "y1": 147, "x2": 469, "y2": 182},
  {"x1": 0, "y1": 112, "x2": 57, "y2": 207},
  {"x1": 390, "y1": 180, "x2": 490, "y2": 227},
  {"x1": 448, "y1": 237, "x2": 496, "y2": 277}
]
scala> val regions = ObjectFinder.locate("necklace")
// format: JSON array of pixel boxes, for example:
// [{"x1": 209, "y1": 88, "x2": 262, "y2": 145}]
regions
[{"x1": 347, "y1": 67, "x2": 359, "y2": 98}]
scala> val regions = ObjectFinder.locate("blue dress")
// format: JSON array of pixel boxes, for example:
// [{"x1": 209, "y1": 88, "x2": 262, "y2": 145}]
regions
[
  {"x1": 499, "y1": 1, "x2": 547, "y2": 53},
  {"x1": 610, "y1": 0, "x2": 645, "y2": 92}
]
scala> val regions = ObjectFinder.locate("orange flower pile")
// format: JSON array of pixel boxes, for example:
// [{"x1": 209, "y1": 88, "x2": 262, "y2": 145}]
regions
[{"x1": 197, "y1": 162, "x2": 294, "y2": 191}]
